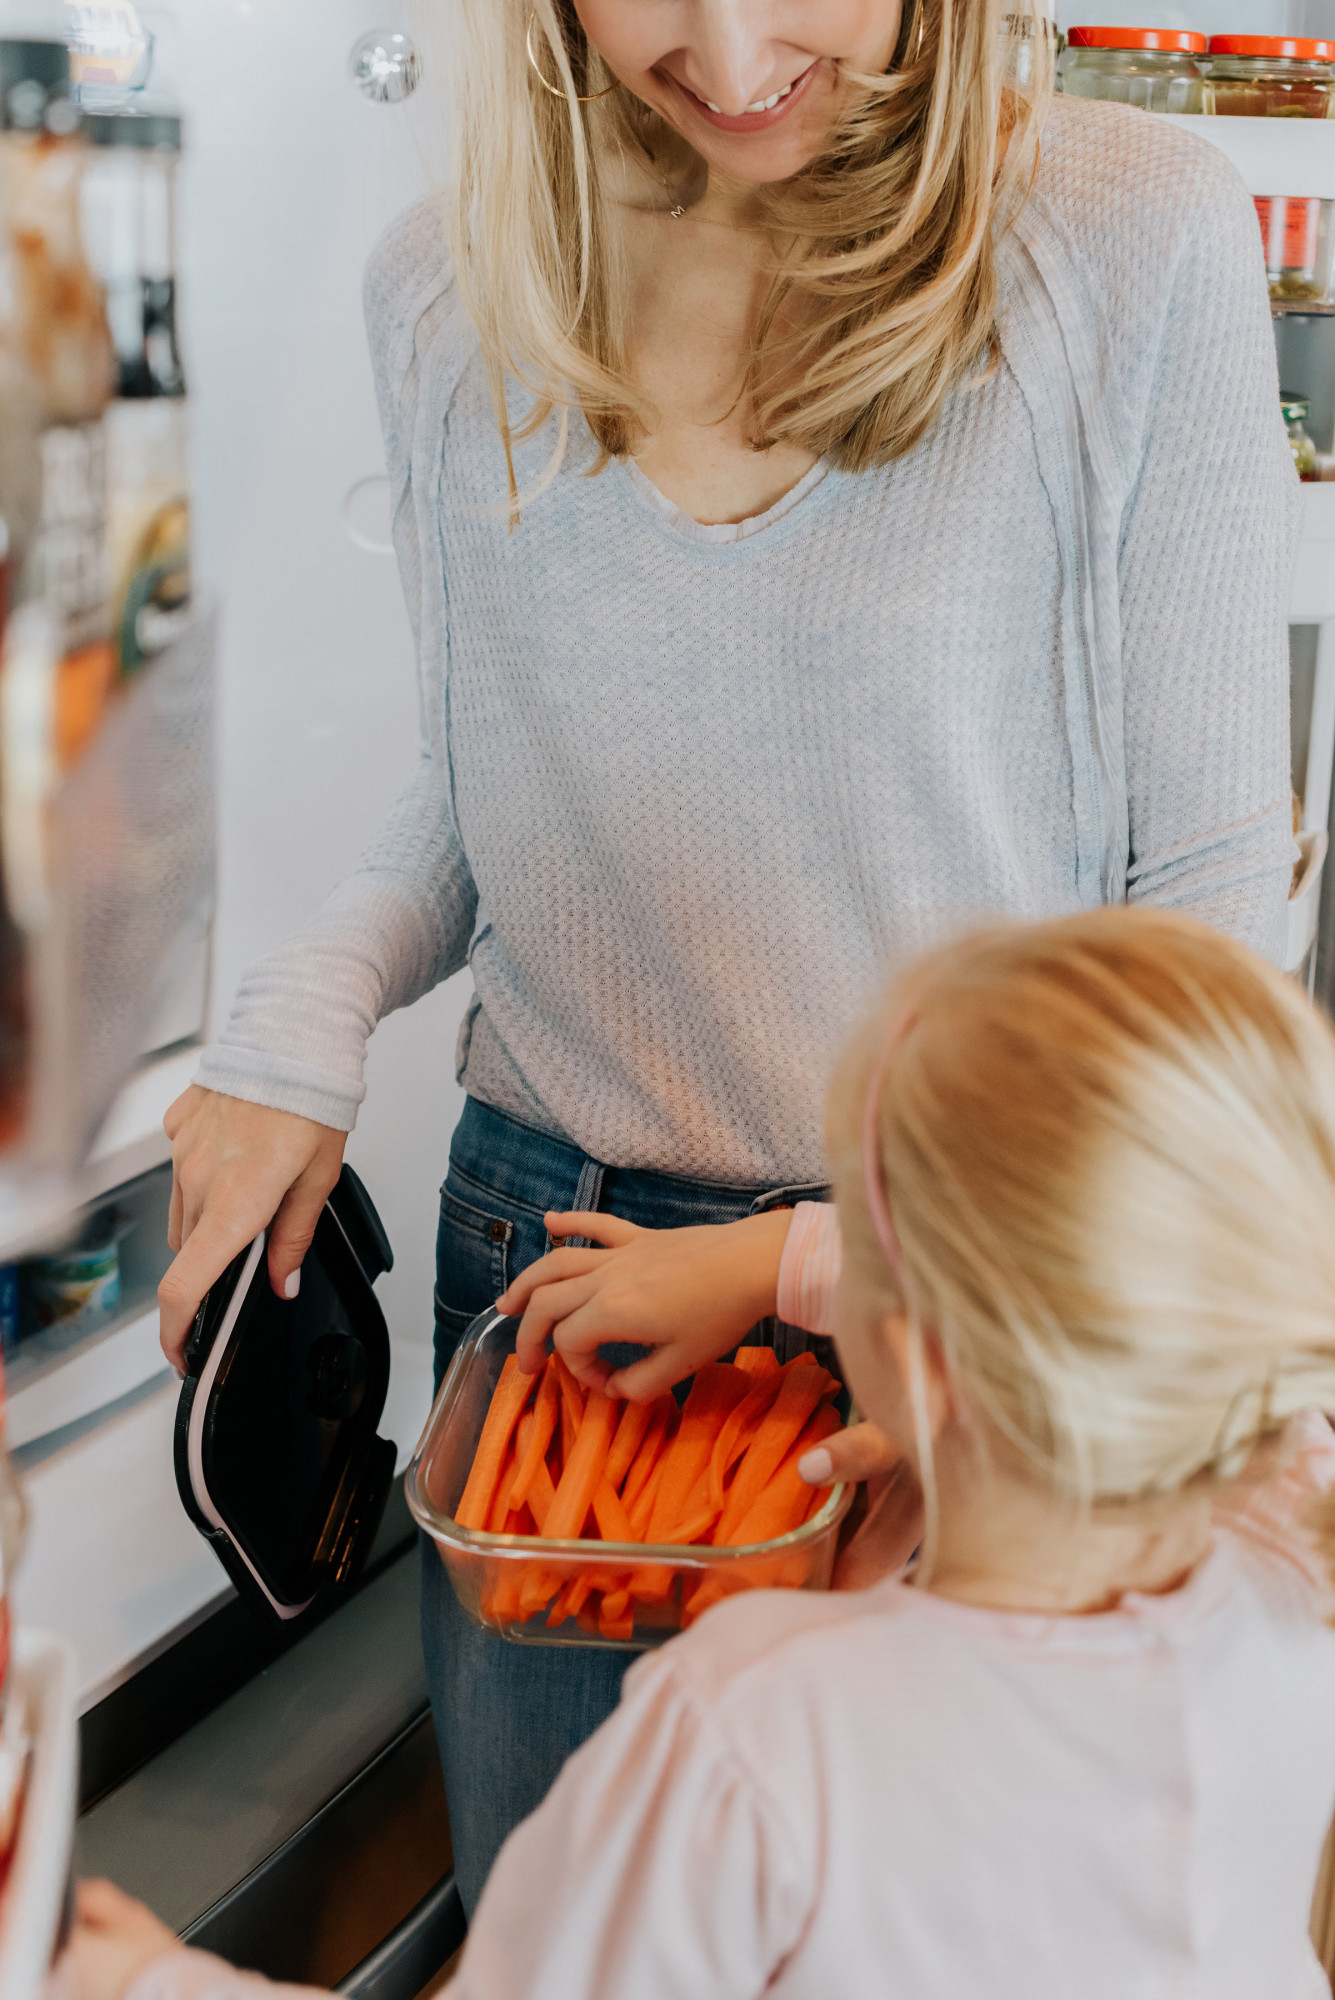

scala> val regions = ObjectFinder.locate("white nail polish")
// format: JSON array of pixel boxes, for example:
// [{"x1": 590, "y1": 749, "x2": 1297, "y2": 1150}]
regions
[
  {"x1": 284, "y1": 1269, "x2": 301, "y2": 1300},
  {"x1": 798, "y1": 1446, "x2": 833, "y2": 1485}
]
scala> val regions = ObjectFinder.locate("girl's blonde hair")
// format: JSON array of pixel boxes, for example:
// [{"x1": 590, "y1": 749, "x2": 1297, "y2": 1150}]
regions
[
  {"x1": 439, "y1": 0, "x2": 1051, "y2": 505},
  {"x1": 828, "y1": 910, "x2": 1335, "y2": 1569}
]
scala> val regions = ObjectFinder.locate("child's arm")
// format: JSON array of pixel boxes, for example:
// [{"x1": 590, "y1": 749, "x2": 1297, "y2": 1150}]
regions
[{"x1": 498, "y1": 1200, "x2": 842, "y2": 1399}]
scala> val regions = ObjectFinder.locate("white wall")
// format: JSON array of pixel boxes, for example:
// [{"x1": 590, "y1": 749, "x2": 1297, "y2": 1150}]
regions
[
  {"x1": 149, "y1": 0, "x2": 469, "y2": 1453},
  {"x1": 1054, "y1": 0, "x2": 1335, "y2": 37}
]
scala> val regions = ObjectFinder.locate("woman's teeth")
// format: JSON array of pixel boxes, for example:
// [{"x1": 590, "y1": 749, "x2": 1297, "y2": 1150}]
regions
[{"x1": 702, "y1": 79, "x2": 796, "y2": 115}]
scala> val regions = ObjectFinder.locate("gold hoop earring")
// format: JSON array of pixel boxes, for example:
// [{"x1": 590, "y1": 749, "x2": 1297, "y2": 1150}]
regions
[{"x1": 526, "y1": 16, "x2": 620, "y2": 101}]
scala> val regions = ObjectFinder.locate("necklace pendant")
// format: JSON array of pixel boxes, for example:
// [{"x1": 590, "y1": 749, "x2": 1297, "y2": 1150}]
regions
[{"x1": 669, "y1": 204, "x2": 686, "y2": 219}]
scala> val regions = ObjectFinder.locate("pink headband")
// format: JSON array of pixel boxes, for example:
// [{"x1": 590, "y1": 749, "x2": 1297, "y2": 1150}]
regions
[{"x1": 859, "y1": 1014, "x2": 915, "y2": 1293}]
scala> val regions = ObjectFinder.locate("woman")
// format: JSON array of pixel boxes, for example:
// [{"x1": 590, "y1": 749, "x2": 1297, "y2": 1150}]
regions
[{"x1": 159, "y1": 0, "x2": 1296, "y2": 1915}]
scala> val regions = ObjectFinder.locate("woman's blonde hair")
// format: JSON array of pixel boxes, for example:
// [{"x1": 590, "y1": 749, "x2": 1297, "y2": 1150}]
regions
[
  {"x1": 439, "y1": 0, "x2": 1051, "y2": 505},
  {"x1": 828, "y1": 910, "x2": 1335, "y2": 1576}
]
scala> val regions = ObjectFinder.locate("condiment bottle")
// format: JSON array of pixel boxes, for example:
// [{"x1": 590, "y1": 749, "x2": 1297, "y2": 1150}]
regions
[
  {"x1": 1205, "y1": 36, "x2": 1335, "y2": 118},
  {"x1": 80, "y1": 105, "x2": 189, "y2": 675},
  {"x1": 1282, "y1": 394, "x2": 1318, "y2": 481},
  {"x1": 1058, "y1": 27, "x2": 1207, "y2": 113}
]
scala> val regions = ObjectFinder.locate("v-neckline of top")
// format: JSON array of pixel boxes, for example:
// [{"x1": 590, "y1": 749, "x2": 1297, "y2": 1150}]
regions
[{"x1": 618, "y1": 452, "x2": 832, "y2": 546}]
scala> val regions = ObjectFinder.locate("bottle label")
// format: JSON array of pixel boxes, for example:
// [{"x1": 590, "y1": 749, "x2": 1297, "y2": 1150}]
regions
[
  {"x1": 35, "y1": 421, "x2": 110, "y2": 651},
  {"x1": 1255, "y1": 194, "x2": 1321, "y2": 274}
]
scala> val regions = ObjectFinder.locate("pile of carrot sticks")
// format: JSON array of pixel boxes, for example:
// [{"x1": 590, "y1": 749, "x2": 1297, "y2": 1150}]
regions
[{"x1": 454, "y1": 1345, "x2": 843, "y2": 1641}]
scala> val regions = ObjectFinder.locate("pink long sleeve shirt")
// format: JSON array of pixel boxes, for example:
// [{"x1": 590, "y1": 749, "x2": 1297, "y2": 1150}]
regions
[{"x1": 127, "y1": 1206, "x2": 1335, "y2": 2000}]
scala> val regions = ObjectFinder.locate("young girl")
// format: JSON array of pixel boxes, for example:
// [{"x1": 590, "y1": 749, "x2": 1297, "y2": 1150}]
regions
[{"x1": 70, "y1": 908, "x2": 1335, "y2": 1996}]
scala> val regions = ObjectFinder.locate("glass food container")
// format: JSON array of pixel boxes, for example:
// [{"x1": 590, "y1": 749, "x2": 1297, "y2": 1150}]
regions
[
  {"x1": 1205, "y1": 37, "x2": 1335, "y2": 118},
  {"x1": 1057, "y1": 27, "x2": 1206, "y2": 112},
  {"x1": 1255, "y1": 195, "x2": 1335, "y2": 303},
  {"x1": 406, "y1": 1310, "x2": 855, "y2": 1650},
  {"x1": 1283, "y1": 394, "x2": 1317, "y2": 479}
]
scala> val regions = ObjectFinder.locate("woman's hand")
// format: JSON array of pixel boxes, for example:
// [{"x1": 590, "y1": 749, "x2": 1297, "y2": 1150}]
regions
[
  {"x1": 799, "y1": 1421, "x2": 923, "y2": 1591},
  {"x1": 59, "y1": 1880, "x2": 179, "y2": 2000},
  {"x1": 496, "y1": 1208, "x2": 793, "y2": 1401},
  {"x1": 157, "y1": 1085, "x2": 348, "y2": 1369}
]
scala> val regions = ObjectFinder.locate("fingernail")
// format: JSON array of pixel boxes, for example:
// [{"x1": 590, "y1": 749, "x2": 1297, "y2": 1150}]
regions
[
  {"x1": 284, "y1": 1269, "x2": 301, "y2": 1300},
  {"x1": 798, "y1": 1446, "x2": 833, "y2": 1485}
]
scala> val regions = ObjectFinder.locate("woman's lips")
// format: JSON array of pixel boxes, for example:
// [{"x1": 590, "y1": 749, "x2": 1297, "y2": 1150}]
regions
[{"x1": 665, "y1": 60, "x2": 819, "y2": 134}]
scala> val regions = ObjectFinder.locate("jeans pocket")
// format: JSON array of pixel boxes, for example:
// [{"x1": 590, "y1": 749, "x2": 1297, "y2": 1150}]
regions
[{"x1": 436, "y1": 1184, "x2": 515, "y2": 1322}]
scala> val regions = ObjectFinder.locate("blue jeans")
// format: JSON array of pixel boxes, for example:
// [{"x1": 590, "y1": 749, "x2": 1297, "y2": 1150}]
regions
[{"x1": 421, "y1": 1096, "x2": 826, "y2": 1917}]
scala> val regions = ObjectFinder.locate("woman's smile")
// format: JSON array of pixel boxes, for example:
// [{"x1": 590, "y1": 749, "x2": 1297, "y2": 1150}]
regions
[{"x1": 664, "y1": 57, "x2": 821, "y2": 132}]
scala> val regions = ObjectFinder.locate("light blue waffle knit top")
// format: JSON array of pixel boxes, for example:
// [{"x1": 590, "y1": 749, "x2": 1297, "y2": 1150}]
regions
[{"x1": 198, "y1": 100, "x2": 1298, "y2": 1186}]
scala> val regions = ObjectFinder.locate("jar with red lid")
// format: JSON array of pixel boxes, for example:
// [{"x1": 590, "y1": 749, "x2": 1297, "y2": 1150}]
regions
[
  {"x1": 1057, "y1": 27, "x2": 1206, "y2": 112},
  {"x1": 1204, "y1": 36, "x2": 1335, "y2": 117}
]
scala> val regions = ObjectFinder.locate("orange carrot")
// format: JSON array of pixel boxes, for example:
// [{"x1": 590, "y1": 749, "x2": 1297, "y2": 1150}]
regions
[
  {"x1": 708, "y1": 1371, "x2": 784, "y2": 1513},
  {"x1": 555, "y1": 1353, "x2": 584, "y2": 1463},
  {"x1": 510, "y1": 1358, "x2": 561, "y2": 1511},
  {"x1": 713, "y1": 1361, "x2": 833, "y2": 1542},
  {"x1": 525, "y1": 1452, "x2": 557, "y2": 1531},
  {"x1": 592, "y1": 1476, "x2": 637, "y2": 1545},
  {"x1": 598, "y1": 1590, "x2": 635, "y2": 1641},
  {"x1": 620, "y1": 1396, "x2": 674, "y2": 1511},
  {"x1": 646, "y1": 1364, "x2": 750, "y2": 1544},
  {"x1": 716, "y1": 1403, "x2": 842, "y2": 1547},
  {"x1": 733, "y1": 1345, "x2": 779, "y2": 1376},
  {"x1": 605, "y1": 1398, "x2": 654, "y2": 1493},
  {"x1": 455, "y1": 1355, "x2": 536, "y2": 1530},
  {"x1": 544, "y1": 1388, "x2": 621, "y2": 1541},
  {"x1": 670, "y1": 1499, "x2": 720, "y2": 1546}
]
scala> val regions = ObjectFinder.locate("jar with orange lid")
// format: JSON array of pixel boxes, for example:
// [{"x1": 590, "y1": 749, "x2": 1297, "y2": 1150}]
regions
[
  {"x1": 1204, "y1": 36, "x2": 1335, "y2": 117},
  {"x1": 1057, "y1": 27, "x2": 1207, "y2": 112}
]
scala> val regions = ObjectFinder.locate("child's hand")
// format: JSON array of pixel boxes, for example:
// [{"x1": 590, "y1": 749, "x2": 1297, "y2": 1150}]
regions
[
  {"x1": 798, "y1": 1421, "x2": 924, "y2": 1591},
  {"x1": 497, "y1": 1209, "x2": 794, "y2": 1400},
  {"x1": 59, "y1": 1880, "x2": 179, "y2": 2000}
]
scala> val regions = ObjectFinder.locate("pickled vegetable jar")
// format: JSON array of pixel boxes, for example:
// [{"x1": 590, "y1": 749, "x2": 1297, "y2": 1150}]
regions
[
  {"x1": 1255, "y1": 196, "x2": 1335, "y2": 302},
  {"x1": 1283, "y1": 395, "x2": 1317, "y2": 480},
  {"x1": 1205, "y1": 37, "x2": 1335, "y2": 117},
  {"x1": 1058, "y1": 27, "x2": 1206, "y2": 112}
]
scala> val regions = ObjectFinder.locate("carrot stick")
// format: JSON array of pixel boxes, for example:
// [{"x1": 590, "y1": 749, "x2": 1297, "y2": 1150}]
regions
[
  {"x1": 555, "y1": 1353, "x2": 584, "y2": 1463},
  {"x1": 598, "y1": 1591, "x2": 635, "y2": 1641},
  {"x1": 605, "y1": 1398, "x2": 654, "y2": 1493},
  {"x1": 526, "y1": 1453, "x2": 557, "y2": 1531},
  {"x1": 708, "y1": 1371, "x2": 784, "y2": 1513},
  {"x1": 628, "y1": 1452, "x2": 669, "y2": 1539},
  {"x1": 620, "y1": 1396, "x2": 674, "y2": 1511},
  {"x1": 592, "y1": 1476, "x2": 637, "y2": 1544},
  {"x1": 713, "y1": 1362, "x2": 832, "y2": 1543},
  {"x1": 671, "y1": 1499, "x2": 720, "y2": 1546},
  {"x1": 510, "y1": 1358, "x2": 561, "y2": 1511},
  {"x1": 455, "y1": 1356, "x2": 536, "y2": 1530},
  {"x1": 486, "y1": 1441, "x2": 520, "y2": 1532},
  {"x1": 543, "y1": 1387, "x2": 621, "y2": 1541},
  {"x1": 646, "y1": 1363, "x2": 750, "y2": 1544},
  {"x1": 733, "y1": 1345, "x2": 779, "y2": 1376},
  {"x1": 715, "y1": 1403, "x2": 843, "y2": 1547}
]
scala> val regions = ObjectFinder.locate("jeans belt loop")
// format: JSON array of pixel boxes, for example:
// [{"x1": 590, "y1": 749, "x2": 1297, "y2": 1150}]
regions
[{"x1": 555, "y1": 1156, "x2": 607, "y2": 1250}]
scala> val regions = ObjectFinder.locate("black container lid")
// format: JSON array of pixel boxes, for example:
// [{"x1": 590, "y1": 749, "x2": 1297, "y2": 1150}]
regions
[{"x1": 174, "y1": 1165, "x2": 399, "y2": 1625}]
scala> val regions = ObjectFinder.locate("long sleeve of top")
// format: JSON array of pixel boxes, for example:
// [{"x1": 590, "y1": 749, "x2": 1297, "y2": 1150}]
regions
[{"x1": 196, "y1": 105, "x2": 1297, "y2": 1171}]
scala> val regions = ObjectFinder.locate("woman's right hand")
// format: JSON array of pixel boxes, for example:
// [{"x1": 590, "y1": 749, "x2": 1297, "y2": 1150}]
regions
[{"x1": 157, "y1": 1085, "x2": 348, "y2": 1369}]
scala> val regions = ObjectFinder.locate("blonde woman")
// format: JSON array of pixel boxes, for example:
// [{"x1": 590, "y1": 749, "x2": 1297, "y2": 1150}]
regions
[
  {"x1": 79, "y1": 910, "x2": 1335, "y2": 1997},
  {"x1": 159, "y1": 0, "x2": 1296, "y2": 1910}
]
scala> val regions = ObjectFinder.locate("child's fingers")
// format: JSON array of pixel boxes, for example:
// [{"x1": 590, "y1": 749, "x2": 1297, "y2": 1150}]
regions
[
  {"x1": 498, "y1": 1246, "x2": 606, "y2": 1318},
  {"x1": 543, "y1": 1211, "x2": 641, "y2": 1248},
  {"x1": 513, "y1": 1272, "x2": 604, "y2": 1372},
  {"x1": 799, "y1": 1420, "x2": 898, "y2": 1488},
  {"x1": 603, "y1": 1341, "x2": 693, "y2": 1403}
]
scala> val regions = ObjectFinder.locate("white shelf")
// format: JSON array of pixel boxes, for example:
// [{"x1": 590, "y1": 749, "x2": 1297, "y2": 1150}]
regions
[
  {"x1": 0, "y1": 1044, "x2": 198, "y2": 1267},
  {"x1": 7, "y1": 1307, "x2": 168, "y2": 1453},
  {"x1": 13, "y1": 1377, "x2": 231, "y2": 1713},
  {"x1": 1293, "y1": 484, "x2": 1335, "y2": 625}
]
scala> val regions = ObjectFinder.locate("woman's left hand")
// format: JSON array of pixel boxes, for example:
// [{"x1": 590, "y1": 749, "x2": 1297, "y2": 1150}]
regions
[
  {"x1": 57, "y1": 1881, "x2": 180, "y2": 2000},
  {"x1": 497, "y1": 1208, "x2": 793, "y2": 1400},
  {"x1": 798, "y1": 1420, "x2": 923, "y2": 1591}
]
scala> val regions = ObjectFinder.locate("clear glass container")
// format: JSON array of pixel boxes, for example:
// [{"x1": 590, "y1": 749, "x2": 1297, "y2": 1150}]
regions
[
  {"x1": 406, "y1": 1310, "x2": 855, "y2": 1650},
  {"x1": 1058, "y1": 28, "x2": 1206, "y2": 112},
  {"x1": 1255, "y1": 196, "x2": 1335, "y2": 303},
  {"x1": 1205, "y1": 37, "x2": 1335, "y2": 117},
  {"x1": 1283, "y1": 394, "x2": 1318, "y2": 479}
]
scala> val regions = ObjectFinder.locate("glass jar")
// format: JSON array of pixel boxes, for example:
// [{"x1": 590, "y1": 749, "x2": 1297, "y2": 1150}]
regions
[
  {"x1": 1058, "y1": 27, "x2": 1206, "y2": 112},
  {"x1": 1205, "y1": 37, "x2": 1335, "y2": 117},
  {"x1": 1283, "y1": 394, "x2": 1317, "y2": 480},
  {"x1": 1256, "y1": 197, "x2": 1335, "y2": 303}
]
